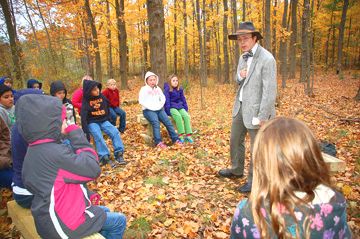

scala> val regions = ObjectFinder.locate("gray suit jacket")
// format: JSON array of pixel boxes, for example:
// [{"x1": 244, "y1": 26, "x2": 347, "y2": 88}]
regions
[{"x1": 232, "y1": 45, "x2": 277, "y2": 129}]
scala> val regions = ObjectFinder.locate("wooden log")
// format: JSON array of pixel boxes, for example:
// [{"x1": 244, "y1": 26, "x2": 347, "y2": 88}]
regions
[
  {"x1": 322, "y1": 152, "x2": 346, "y2": 173},
  {"x1": 7, "y1": 200, "x2": 105, "y2": 239}
]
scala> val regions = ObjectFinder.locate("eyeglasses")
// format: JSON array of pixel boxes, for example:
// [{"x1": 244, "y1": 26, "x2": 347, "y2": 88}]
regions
[{"x1": 237, "y1": 36, "x2": 252, "y2": 43}]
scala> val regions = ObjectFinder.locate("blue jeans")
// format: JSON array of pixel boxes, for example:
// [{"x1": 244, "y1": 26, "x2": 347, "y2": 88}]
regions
[
  {"x1": 143, "y1": 109, "x2": 179, "y2": 145},
  {"x1": 99, "y1": 206, "x2": 126, "y2": 239},
  {"x1": 109, "y1": 107, "x2": 126, "y2": 132},
  {"x1": 0, "y1": 167, "x2": 13, "y2": 188},
  {"x1": 13, "y1": 193, "x2": 33, "y2": 209},
  {"x1": 88, "y1": 121, "x2": 124, "y2": 158}
]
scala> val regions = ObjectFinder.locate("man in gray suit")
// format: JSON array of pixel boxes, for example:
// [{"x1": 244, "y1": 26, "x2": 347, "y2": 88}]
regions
[{"x1": 218, "y1": 22, "x2": 277, "y2": 193}]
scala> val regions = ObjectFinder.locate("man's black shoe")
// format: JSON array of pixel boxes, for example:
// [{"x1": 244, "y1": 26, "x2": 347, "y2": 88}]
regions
[
  {"x1": 237, "y1": 182, "x2": 252, "y2": 193},
  {"x1": 218, "y1": 169, "x2": 243, "y2": 178}
]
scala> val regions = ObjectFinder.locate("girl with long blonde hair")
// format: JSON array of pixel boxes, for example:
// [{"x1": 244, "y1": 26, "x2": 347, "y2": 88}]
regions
[{"x1": 230, "y1": 117, "x2": 351, "y2": 239}]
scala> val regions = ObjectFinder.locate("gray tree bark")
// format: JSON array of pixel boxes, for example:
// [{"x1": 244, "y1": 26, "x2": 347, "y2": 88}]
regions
[
  {"x1": 183, "y1": 0, "x2": 189, "y2": 84},
  {"x1": 300, "y1": 0, "x2": 312, "y2": 95},
  {"x1": 336, "y1": 0, "x2": 349, "y2": 75},
  {"x1": 146, "y1": 0, "x2": 167, "y2": 87},
  {"x1": 280, "y1": 0, "x2": 288, "y2": 88},
  {"x1": 222, "y1": 0, "x2": 230, "y2": 83},
  {"x1": 0, "y1": 0, "x2": 25, "y2": 87},
  {"x1": 106, "y1": 0, "x2": 113, "y2": 79},
  {"x1": 288, "y1": 0, "x2": 297, "y2": 79},
  {"x1": 115, "y1": 0, "x2": 128, "y2": 89},
  {"x1": 173, "y1": 0, "x2": 178, "y2": 74},
  {"x1": 264, "y1": 0, "x2": 271, "y2": 50},
  {"x1": 231, "y1": 0, "x2": 239, "y2": 68},
  {"x1": 84, "y1": 0, "x2": 102, "y2": 82},
  {"x1": 242, "y1": 0, "x2": 245, "y2": 21}
]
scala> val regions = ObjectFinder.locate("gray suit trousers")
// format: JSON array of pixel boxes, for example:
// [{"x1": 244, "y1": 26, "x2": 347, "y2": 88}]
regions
[{"x1": 230, "y1": 103, "x2": 258, "y2": 183}]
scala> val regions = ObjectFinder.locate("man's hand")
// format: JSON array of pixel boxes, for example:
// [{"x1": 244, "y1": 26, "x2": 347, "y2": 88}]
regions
[{"x1": 240, "y1": 69, "x2": 247, "y2": 78}]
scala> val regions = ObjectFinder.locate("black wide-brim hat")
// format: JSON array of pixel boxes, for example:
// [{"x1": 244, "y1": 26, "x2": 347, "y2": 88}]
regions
[{"x1": 228, "y1": 21, "x2": 263, "y2": 40}]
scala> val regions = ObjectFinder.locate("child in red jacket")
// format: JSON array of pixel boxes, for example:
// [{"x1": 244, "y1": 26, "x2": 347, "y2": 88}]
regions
[{"x1": 102, "y1": 79, "x2": 126, "y2": 133}]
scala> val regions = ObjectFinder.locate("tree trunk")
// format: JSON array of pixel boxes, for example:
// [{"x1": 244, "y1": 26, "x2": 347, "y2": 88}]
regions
[
  {"x1": 288, "y1": 0, "x2": 297, "y2": 79},
  {"x1": 202, "y1": 0, "x2": 208, "y2": 86},
  {"x1": 325, "y1": 7, "x2": 334, "y2": 69},
  {"x1": 300, "y1": 0, "x2": 311, "y2": 95},
  {"x1": 215, "y1": 0, "x2": 221, "y2": 83},
  {"x1": 0, "y1": 0, "x2": 24, "y2": 87},
  {"x1": 84, "y1": 0, "x2": 102, "y2": 82},
  {"x1": 106, "y1": 0, "x2": 113, "y2": 79},
  {"x1": 183, "y1": 0, "x2": 189, "y2": 85},
  {"x1": 242, "y1": 0, "x2": 246, "y2": 21},
  {"x1": 345, "y1": 17, "x2": 351, "y2": 67},
  {"x1": 194, "y1": 0, "x2": 205, "y2": 107},
  {"x1": 336, "y1": 0, "x2": 349, "y2": 75},
  {"x1": 146, "y1": 0, "x2": 167, "y2": 87},
  {"x1": 280, "y1": 0, "x2": 288, "y2": 88},
  {"x1": 173, "y1": 0, "x2": 178, "y2": 74},
  {"x1": 264, "y1": 0, "x2": 271, "y2": 50},
  {"x1": 81, "y1": 18, "x2": 94, "y2": 76},
  {"x1": 223, "y1": 0, "x2": 230, "y2": 84},
  {"x1": 231, "y1": 0, "x2": 239, "y2": 69},
  {"x1": 331, "y1": 21, "x2": 336, "y2": 67},
  {"x1": 115, "y1": 0, "x2": 128, "y2": 89},
  {"x1": 272, "y1": 0, "x2": 277, "y2": 57},
  {"x1": 35, "y1": 0, "x2": 58, "y2": 75}
]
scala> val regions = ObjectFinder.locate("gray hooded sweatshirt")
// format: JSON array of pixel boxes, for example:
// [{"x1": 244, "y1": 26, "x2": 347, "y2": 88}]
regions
[{"x1": 17, "y1": 94, "x2": 106, "y2": 239}]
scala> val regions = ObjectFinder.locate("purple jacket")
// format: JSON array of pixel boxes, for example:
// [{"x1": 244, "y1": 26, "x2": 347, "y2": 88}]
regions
[{"x1": 164, "y1": 83, "x2": 188, "y2": 116}]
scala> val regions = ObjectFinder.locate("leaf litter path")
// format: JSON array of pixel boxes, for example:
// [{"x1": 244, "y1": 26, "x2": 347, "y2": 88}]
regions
[{"x1": 1, "y1": 71, "x2": 359, "y2": 238}]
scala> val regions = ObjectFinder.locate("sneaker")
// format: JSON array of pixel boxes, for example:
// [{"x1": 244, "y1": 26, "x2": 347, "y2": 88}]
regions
[
  {"x1": 115, "y1": 152, "x2": 128, "y2": 165},
  {"x1": 99, "y1": 156, "x2": 110, "y2": 166},
  {"x1": 178, "y1": 135, "x2": 185, "y2": 143},
  {"x1": 175, "y1": 140, "x2": 183, "y2": 146},
  {"x1": 185, "y1": 136, "x2": 194, "y2": 144},
  {"x1": 156, "y1": 142, "x2": 167, "y2": 149}
]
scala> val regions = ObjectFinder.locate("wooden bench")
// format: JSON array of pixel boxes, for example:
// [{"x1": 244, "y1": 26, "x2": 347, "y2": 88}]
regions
[
  {"x1": 137, "y1": 113, "x2": 178, "y2": 146},
  {"x1": 7, "y1": 200, "x2": 105, "y2": 239},
  {"x1": 322, "y1": 152, "x2": 346, "y2": 173}
]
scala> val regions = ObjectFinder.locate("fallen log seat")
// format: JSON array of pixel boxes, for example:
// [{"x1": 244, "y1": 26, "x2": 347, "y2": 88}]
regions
[
  {"x1": 7, "y1": 200, "x2": 105, "y2": 239},
  {"x1": 322, "y1": 152, "x2": 346, "y2": 173}
]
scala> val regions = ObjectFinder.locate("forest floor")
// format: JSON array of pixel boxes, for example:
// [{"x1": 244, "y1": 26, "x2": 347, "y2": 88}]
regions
[{"x1": 1, "y1": 71, "x2": 359, "y2": 238}]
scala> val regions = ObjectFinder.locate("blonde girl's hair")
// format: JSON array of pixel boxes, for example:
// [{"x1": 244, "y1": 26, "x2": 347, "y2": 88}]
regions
[
  {"x1": 106, "y1": 78, "x2": 116, "y2": 86},
  {"x1": 250, "y1": 117, "x2": 331, "y2": 239},
  {"x1": 167, "y1": 74, "x2": 179, "y2": 92}
]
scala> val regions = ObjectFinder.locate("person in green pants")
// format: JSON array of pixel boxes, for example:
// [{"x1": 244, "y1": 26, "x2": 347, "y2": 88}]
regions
[{"x1": 164, "y1": 74, "x2": 193, "y2": 143}]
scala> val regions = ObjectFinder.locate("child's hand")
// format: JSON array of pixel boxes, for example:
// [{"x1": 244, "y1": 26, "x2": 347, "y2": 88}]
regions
[
  {"x1": 61, "y1": 119, "x2": 68, "y2": 134},
  {"x1": 90, "y1": 193, "x2": 101, "y2": 205}
]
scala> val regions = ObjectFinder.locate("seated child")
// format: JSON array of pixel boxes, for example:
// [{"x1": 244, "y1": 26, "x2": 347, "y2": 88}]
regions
[
  {"x1": 139, "y1": 71, "x2": 181, "y2": 149},
  {"x1": 72, "y1": 75, "x2": 93, "y2": 113},
  {"x1": 164, "y1": 74, "x2": 193, "y2": 143},
  {"x1": 230, "y1": 117, "x2": 352, "y2": 238},
  {"x1": 0, "y1": 84, "x2": 15, "y2": 129},
  {"x1": 81, "y1": 80, "x2": 127, "y2": 166},
  {"x1": 102, "y1": 79, "x2": 126, "y2": 133},
  {"x1": 50, "y1": 80, "x2": 76, "y2": 124},
  {"x1": 0, "y1": 115, "x2": 12, "y2": 188},
  {"x1": 27, "y1": 79, "x2": 42, "y2": 89},
  {"x1": 17, "y1": 94, "x2": 127, "y2": 239},
  {"x1": 0, "y1": 76, "x2": 13, "y2": 88},
  {"x1": 12, "y1": 89, "x2": 44, "y2": 208}
]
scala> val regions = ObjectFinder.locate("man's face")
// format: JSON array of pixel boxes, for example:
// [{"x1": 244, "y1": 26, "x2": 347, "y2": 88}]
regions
[
  {"x1": 146, "y1": 76, "x2": 157, "y2": 88},
  {"x1": 55, "y1": 90, "x2": 66, "y2": 100},
  {"x1": 237, "y1": 33, "x2": 257, "y2": 52},
  {"x1": 0, "y1": 91, "x2": 14, "y2": 109},
  {"x1": 4, "y1": 80, "x2": 12, "y2": 88}
]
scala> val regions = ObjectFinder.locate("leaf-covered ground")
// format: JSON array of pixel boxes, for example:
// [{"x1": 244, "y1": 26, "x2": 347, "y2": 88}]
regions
[{"x1": 1, "y1": 71, "x2": 359, "y2": 238}]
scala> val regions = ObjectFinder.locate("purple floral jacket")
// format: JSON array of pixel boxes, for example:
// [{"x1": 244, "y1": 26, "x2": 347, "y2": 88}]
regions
[{"x1": 231, "y1": 189, "x2": 352, "y2": 239}]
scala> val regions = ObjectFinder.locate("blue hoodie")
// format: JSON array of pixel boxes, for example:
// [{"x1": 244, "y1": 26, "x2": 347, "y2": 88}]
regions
[
  {"x1": 12, "y1": 89, "x2": 44, "y2": 189},
  {"x1": 27, "y1": 79, "x2": 42, "y2": 89}
]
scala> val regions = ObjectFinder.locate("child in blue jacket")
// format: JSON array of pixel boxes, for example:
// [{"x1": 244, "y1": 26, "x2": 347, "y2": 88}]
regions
[{"x1": 164, "y1": 74, "x2": 193, "y2": 143}]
